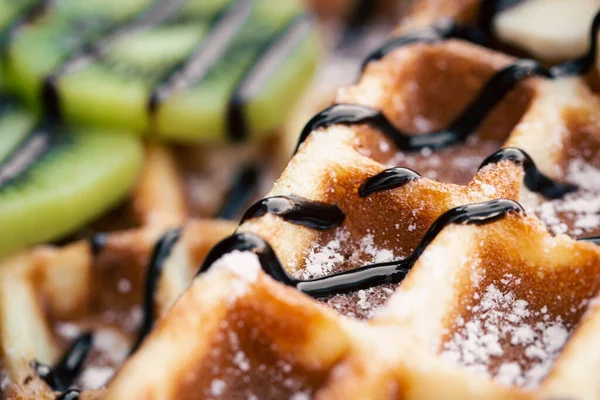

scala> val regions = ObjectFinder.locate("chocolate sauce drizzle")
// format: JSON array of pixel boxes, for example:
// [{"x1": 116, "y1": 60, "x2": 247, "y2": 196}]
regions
[
  {"x1": 197, "y1": 231, "x2": 295, "y2": 286},
  {"x1": 362, "y1": 6, "x2": 600, "y2": 78},
  {"x1": 346, "y1": 0, "x2": 377, "y2": 30},
  {"x1": 217, "y1": 163, "x2": 261, "y2": 220},
  {"x1": 89, "y1": 232, "x2": 108, "y2": 256},
  {"x1": 579, "y1": 236, "x2": 600, "y2": 246},
  {"x1": 200, "y1": 199, "x2": 524, "y2": 297},
  {"x1": 359, "y1": 167, "x2": 421, "y2": 197},
  {"x1": 479, "y1": 147, "x2": 578, "y2": 199},
  {"x1": 56, "y1": 390, "x2": 80, "y2": 400},
  {"x1": 357, "y1": 147, "x2": 576, "y2": 200},
  {"x1": 43, "y1": 0, "x2": 184, "y2": 118},
  {"x1": 360, "y1": 17, "x2": 485, "y2": 71},
  {"x1": 0, "y1": 120, "x2": 70, "y2": 189},
  {"x1": 317, "y1": 9, "x2": 600, "y2": 157},
  {"x1": 227, "y1": 14, "x2": 313, "y2": 141},
  {"x1": 240, "y1": 194, "x2": 345, "y2": 230},
  {"x1": 148, "y1": 0, "x2": 254, "y2": 114},
  {"x1": 35, "y1": 333, "x2": 93, "y2": 391},
  {"x1": 38, "y1": 0, "x2": 313, "y2": 141},
  {"x1": 298, "y1": 5, "x2": 600, "y2": 155},
  {"x1": 295, "y1": 59, "x2": 549, "y2": 154},
  {"x1": 130, "y1": 227, "x2": 182, "y2": 354}
]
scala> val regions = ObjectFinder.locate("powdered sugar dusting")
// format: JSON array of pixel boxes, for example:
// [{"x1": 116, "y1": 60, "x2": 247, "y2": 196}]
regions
[
  {"x1": 301, "y1": 229, "x2": 398, "y2": 318},
  {"x1": 210, "y1": 379, "x2": 226, "y2": 396},
  {"x1": 211, "y1": 251, "x2": 261, "y2": 282},
  {"x1": 526, "y1": 158, "x2": 600, "y2": 237},
  {"x1": 79, "y1": 366, "x2": 115, "y2": 390},
  {"x1": 386, "y1": 136, "x2": 501, "y2": 184},
  {"x1": 209, "y1": 251, "x2": 262, "y2": 299},
  {"x1": 201, "y1": 316, "x2": 318, "y2": 399},
  {"x1": 326, "y1": 285, "x2": 396, "y2": 319},
  {"x1": 302, "y1": 228, "x2": 396, "y2": 280},
  {"x1": 440, "y1": 277, "x2": 570, "y2": 389}
]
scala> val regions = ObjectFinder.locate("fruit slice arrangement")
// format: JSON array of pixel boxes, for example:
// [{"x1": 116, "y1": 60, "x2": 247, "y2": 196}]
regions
[
  {"x1": 3, "y1": 0, "x2": 319, "y2": 142},
  {"x1": 0, "y1": 95, "x2": 143, "y2": 258}
]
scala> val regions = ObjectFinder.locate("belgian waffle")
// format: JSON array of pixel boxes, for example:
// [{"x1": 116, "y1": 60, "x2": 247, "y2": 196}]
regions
[{"x1": 4, "y1": 1, "x2": 600, "y2": 400}]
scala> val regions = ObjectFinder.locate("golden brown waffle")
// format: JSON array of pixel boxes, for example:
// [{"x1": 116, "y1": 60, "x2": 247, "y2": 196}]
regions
[{"x1": 4, "y1": 1, "x2": 600, "y2": 399}]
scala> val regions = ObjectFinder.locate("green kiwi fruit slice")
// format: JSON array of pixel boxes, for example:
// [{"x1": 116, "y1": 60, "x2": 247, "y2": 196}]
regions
[
  {"x1": 0, "y1": 96, "x2": 143, "y2": 258},
  {"x1": 3, "y1": 0, "x2": 319, "y2": 142}
]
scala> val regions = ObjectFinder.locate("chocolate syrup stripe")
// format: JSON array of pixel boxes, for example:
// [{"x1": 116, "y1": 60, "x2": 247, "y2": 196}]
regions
[
  {"x1": 296, "y1": 10, "x2": 600, "y2": 157},
  {"x1": 227, "y1": 14, "x2": 313, "y2": 141},
  {"x1": 130, "y1": 227, "x2": 182, "y2": 354},
  {"x1": 121, "y1": 193, "x2": 341, "y2": 352},
  {"x1": 363, "y1": 7, "x2": 600, "y2": 77},
  {"x1": 360, "y1": 18, "x2": 486, "y2": 71},
  {"x1": 295, "y1": 59, "x2": 549, "y2": 154},
  {"x1": 47, "y1": 229, "x2": 181, "y2": 385},
  {"x1": 149, "y1": 3, "x2": 314, "y2": 142},
  {"x1": 89, "y1": 232, "x2": 109, "y2": 256},
  {"x1": 56, "y1": 390, "x2": 81, "y2": 400},
  {"x1": 43, "y1": 0, "x2": 185, "y2": 118},
  {"x1": 51, "y1": 210, "x2": 600, "y2": 385},
  {"x1": 240, "y1": 194, "x2": 345, "y2": 230},
  {"x1": 0, "y1": 118, "x2": 71, "y2": 189},
  {"x1": 198, "y1": 199, "x2": 524, "y2": 297},
  {"x1": 41, "y1": 0, "x2": 312, "y2": 142},
  {"x1": 346, "y1": 0, "x2": 377, "y2": 30},
  {"x1": 35, "y1": 332, "x2": 93, "y2": 391},
  {"x1": 479, "y1": 148, "x2": 577, "y2": 199},
  {"x1": 147, "y1": 145, "x2": 574, "y2": 302},
  {"x1": 197, "y1": 230, "x2": 295, "y2": 286},
  {"x1": 148, "y1": 0, "x2": 253, "y2": 113},
  {"x1": 579, "y1": 236, "x2": 600, "y2": 246},
  {"x1": 359, "y1": 167, "x2": 421, "y2": 197},
  {"x1": 361, "y1": 0, "x2": 525, "y2": 64},
  {"x1": 93, "y1": 145, "x2": 574, "y2": 358},
  {"x1": 351, "y1": 147, "x2": 577, "y2": 200}
]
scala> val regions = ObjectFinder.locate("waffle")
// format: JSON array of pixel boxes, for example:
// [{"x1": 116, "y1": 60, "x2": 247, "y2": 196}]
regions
[{"x1": 4, "y1": 1, "x2": 600, "y2": 399}]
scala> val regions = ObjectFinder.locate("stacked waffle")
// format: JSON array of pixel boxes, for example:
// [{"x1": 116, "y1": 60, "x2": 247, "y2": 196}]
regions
[{"x1": 3, "y1": 0, "x2": 600, "y2": 399}]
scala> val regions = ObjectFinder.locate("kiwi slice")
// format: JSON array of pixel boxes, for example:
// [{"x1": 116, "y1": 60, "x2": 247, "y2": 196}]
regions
[
  {"x1": 3, "y1": 0, "x2": 319, "y2": 142},
  {"x1": 3, "y1": 0, "x2": 157, "y2": 107},
  {"x1": 0, "y1": 96, "x2": 143, "y2": 258}
]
